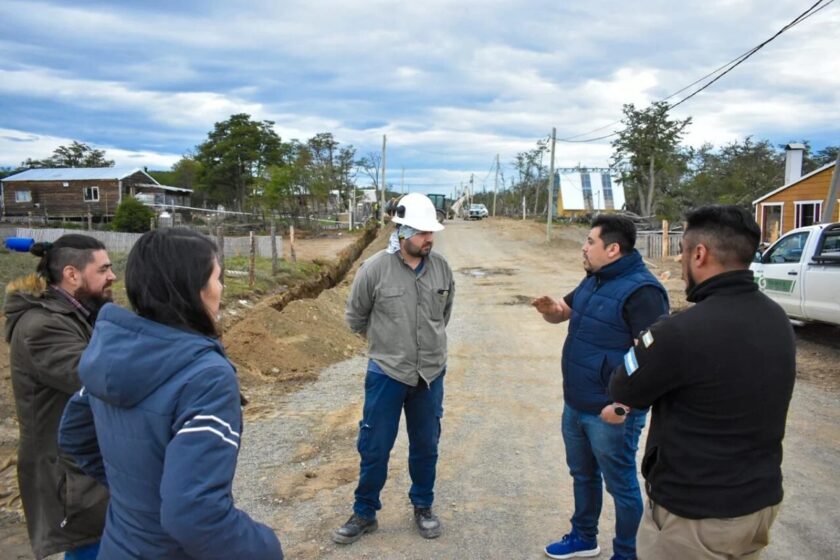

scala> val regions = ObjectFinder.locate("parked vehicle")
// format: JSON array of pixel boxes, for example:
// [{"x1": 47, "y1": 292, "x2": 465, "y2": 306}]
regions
[
  {"x1": 468, "y1": 203, "x2": 489, "y2": 220},
  {"x1": 750, "y1": 222, "x2": 840, "y2": 326},
  {"x1": 427, "y1": 194, "x2": 451, "y2": 223}
]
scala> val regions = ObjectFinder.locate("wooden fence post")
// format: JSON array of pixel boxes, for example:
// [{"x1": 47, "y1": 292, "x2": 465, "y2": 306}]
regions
[
  {"x1": 289, "y1": 225, "x2": 297, "y2": 263},
  {"x1": 662, "y1": 220, "x2": 670, "y2": 259},
  {"x1": 248, "y1": 231, "x2": 256, "y2": 288},
  {"x1": 270, "y1": 219, "x2": 278, "y2": 275},
  {"x1": 216, "y1": 226, "x2": 225, "y2": 285}
]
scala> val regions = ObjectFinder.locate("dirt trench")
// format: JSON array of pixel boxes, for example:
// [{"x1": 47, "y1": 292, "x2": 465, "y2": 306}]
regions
[
  {"x1": 267, "y1": 224, "x2": 379, "y2": 314},
  {"x1": 223, "y1": 224, "x2": 389, "y2": 405}
]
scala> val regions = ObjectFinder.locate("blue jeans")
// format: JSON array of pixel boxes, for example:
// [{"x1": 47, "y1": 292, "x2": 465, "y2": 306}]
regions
[
  {"x1": 65, "y1": 541, "x2": 100, "y2": 560},
  {"x1": 562, "y1": 404, "x2": 646, "y2": 559},
  {"x1": 353, "y1": 361, "x2": 444, "y2": 519}
]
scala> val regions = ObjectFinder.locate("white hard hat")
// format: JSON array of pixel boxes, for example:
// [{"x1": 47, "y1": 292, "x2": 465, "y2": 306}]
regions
[{"x1": 392, "y1": 193, "x2": 444, "y2": 232}]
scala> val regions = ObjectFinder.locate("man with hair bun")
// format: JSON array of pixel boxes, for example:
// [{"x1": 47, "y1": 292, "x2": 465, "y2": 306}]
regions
[
  {"x1": 4, "y1": 234, "x2": 115, "y2": 560},
  {"x1": 610, "y1": 205, "x2": 796, "y2": 559}
]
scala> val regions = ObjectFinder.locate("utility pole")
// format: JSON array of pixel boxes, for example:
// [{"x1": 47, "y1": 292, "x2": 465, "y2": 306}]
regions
[
  {"x1": 821, "y1": 152, "x2": 840, "y2": 223},
  {"x1": 469, "y1": 174, "x2": 474, "y2": 208},
  {"x1": 546, "y1": 127, "x2": 556, "y2": 242},
  {"x1": 380, "y1": 134, "x2": 387, "y2": 227},
  {"x1": 493, "y1": 153, "x2": 499, "y2": 218},
  {"x1": 349, "y1": 185, "x2": 355, "y2": 231}
]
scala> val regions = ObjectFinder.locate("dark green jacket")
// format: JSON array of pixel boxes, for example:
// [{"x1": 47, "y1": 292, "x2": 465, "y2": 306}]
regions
[{"x1": 4, "y1": 274, "x2": 108, "y2": 559}]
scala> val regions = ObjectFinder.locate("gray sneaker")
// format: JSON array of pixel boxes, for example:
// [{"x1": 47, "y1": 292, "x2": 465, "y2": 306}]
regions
[
  {"x1": 413, "y1": 506, "x2": 442, "y2": 539},
  {"x1": 331, "y1": 514, "x2": 378, "y2": 544}
]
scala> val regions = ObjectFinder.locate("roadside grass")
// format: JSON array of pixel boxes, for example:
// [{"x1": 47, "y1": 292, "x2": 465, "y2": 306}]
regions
[{"x1": 219, "y1": 256, "x2": 323, "y2": 303}]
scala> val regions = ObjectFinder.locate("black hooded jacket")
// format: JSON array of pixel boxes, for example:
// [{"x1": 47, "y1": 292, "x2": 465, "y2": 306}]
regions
[{"x1": 610, "y1": 270, "x2": 796, "y2": 519}]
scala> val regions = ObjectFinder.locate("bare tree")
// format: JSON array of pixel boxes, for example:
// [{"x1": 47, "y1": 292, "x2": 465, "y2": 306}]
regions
[{"x1": 356, "y1": 152, "x2": 382, "y2": 190}]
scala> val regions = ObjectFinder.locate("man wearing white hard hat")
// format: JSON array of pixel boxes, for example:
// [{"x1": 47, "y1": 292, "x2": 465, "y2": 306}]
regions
[{"x1": 334, "y1": 192, "x2": 455, "y2": 544}]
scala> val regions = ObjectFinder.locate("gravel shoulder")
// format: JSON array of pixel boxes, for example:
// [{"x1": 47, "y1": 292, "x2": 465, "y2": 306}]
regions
[
  {"x1": 234, "y1": 218, "x2": 840, "y2": 559},
  {"x1": 2, "y1": 219, "x2": 837, "y2": 559}
]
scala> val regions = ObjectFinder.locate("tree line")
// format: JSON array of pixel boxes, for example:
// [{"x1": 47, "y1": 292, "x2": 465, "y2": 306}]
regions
[
  {"x1": 0, "y1": 115, "x2": 390, "y2": 223},
  {"x1": 486, "y1": 102, "x2": 838, "y2": 221},
  {"x1": 150, "y1": 114, "x2": 389, "y2": 220},
  {"x1": 3, "y1": 108, "x2": 837, "y2": 224}
]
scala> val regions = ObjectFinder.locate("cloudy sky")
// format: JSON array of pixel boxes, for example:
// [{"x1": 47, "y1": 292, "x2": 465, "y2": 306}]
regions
[{"x1": 1, "y1": 0, "x2": 838, "y2": 194}]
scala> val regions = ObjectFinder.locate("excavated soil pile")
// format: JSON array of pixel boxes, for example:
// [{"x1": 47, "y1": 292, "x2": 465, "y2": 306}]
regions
[{"x1": 224, "y1": 224, "x2": 389, "y2": 393}]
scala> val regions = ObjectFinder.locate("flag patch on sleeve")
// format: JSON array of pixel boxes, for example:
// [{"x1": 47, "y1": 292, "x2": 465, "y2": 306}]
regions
[{"x1": 624, "y1": 347, "x2": 639, "y2": 376}]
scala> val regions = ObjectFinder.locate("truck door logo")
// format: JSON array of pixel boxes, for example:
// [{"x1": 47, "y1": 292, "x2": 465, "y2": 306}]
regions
[{"x1": 763, "y1": 278, "x2": 796, "y2": 293}]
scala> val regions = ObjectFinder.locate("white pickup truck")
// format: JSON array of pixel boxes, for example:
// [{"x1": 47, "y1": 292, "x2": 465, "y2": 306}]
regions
[{"x1": 751, "y1": 222, "x2": 840, "y2": 326}]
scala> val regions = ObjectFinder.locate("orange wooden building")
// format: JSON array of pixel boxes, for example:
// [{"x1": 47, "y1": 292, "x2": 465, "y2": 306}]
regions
[{"x1": 753, "y1": 148, "x2": 839, "y2": 244}]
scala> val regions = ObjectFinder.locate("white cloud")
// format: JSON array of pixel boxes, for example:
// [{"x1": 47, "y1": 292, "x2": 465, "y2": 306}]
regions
[
  {"x1": 0, "y1": 69, "x2": 265, "y2": 130},
  {"x1": 0, "y1": 128, "x2": 180, "y2": 169},
  {"x1": 0, "y1": 0, "x2": 837, "y2": 189}
]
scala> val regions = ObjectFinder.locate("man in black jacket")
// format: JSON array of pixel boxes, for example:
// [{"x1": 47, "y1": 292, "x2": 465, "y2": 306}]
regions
[{"x1": 610, "y1": 206, "x2": 796, "y2": 559}]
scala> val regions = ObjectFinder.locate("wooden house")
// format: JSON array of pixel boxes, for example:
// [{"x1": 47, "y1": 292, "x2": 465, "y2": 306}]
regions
[
  {"x1": 753, "y1": 144, "x2": 839, "y2": 244},
  {"x1": 1, "y1": 167, "x2": 192, "y2": 220}
]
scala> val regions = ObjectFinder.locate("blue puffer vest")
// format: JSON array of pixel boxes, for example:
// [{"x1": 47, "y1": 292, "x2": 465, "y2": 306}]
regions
[{"x1": 562, "y1": 250, "x2": 666, "y2": 414}]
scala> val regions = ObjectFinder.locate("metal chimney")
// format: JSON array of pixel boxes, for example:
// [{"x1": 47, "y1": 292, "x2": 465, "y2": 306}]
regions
[{"x1": 784, "y1": 143, "x2": 806, "y2": 185}]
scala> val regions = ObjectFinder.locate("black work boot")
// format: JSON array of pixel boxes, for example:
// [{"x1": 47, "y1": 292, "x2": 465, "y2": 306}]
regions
[
  {"x1": 413, "y1": 506, "x2": 442, "y2": 539},
  {"x1": 331, "y1": 513, "x2": 378, "y2": 544}
]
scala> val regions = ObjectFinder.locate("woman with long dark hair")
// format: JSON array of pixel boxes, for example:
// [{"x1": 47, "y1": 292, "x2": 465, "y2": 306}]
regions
[{"x1": 59, "y1": 228, "x2": 283, "y2": 559}]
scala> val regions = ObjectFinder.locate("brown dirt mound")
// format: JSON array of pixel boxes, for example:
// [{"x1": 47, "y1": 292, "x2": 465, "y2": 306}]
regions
[
  {"x1": 225, "y1": 287, "x2": 362, "y2": 384},
  {"x1": 225, "y1": 224, "x2": 390, "y2": 395}
]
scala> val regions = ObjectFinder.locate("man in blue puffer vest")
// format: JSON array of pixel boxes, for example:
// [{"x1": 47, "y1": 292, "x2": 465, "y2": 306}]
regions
[{"x1": 532, "y1": 215, "x2": 668, "y2": 560}]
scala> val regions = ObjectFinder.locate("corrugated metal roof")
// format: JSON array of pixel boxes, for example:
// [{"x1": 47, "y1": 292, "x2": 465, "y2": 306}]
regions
[
  {"x1": 136, "y1": 182, "x2": 193, "y2": 193},
  {"x1": 1, "y1": 167, "x2": 152, "y2": 182}
]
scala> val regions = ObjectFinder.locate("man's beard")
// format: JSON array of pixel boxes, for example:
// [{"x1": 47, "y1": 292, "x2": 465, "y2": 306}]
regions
[
  {"x1": 75, "y1": 284, "x2": 113, "y2": 324},
  {"x1": 405, "y1": 239, "x2": 432, "y2": 258},
  {"x1": 684, "y1": 266, "x2": 698, "y2": 295}
]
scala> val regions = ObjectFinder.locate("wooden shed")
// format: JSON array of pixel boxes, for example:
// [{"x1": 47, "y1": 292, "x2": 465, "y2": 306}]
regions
[
  {"x1": 1, "y1": 167, "x2": 191, "y2": 220},
  {"x1": 753, "y1": 162, "x2": 839, "y2": 244}
]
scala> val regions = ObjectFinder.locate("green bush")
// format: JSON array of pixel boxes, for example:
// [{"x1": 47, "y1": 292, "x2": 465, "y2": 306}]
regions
[{"x1": 112, "y1": 197, "x2": 155, "y2": 232}]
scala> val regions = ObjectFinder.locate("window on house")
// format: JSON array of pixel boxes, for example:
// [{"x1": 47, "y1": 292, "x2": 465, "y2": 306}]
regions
[
  {"x1": 761, "y1": 204, "x2": 783, "y2": 244},
  {"x1": 15, "y1": 190, "x2": 32, "y2": 203},
  {"x1": 795, "y1": 201, "x2": 821, "y2": 228},
  {"x1": 581, "y1": 173, "x2": 593, "y2": 211},
  {"x1": 84, "y1": 186, "x2": 100, "y2": 202}
]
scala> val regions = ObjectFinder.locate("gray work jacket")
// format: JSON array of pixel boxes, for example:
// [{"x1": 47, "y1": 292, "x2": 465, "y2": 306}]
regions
[{"x1": 346, "y1": 249, "x2": 455, "y2": 386}]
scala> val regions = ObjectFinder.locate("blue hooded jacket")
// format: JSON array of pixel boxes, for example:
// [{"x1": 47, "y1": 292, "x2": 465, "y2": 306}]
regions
[{"x1": 59, "y1": 303, "x2": 283, "y2": 560}]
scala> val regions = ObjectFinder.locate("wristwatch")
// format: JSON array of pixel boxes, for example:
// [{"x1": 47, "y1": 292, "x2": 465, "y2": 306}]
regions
[{"x1": 613, "y1": 405, "x2": 628, "y2": 416}]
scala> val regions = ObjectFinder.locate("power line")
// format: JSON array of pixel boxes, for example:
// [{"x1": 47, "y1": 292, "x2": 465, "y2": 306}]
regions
[
  {"x1": 668, "y1": 0, "x2": 833, "y2": 110},
  {"x1": 556, "y1": 0, "x2": 833, "y2": 144}
]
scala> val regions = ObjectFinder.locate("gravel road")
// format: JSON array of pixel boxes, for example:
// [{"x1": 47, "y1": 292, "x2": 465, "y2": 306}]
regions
[{"x1": 233, "y1": 218, "x2": 840, "y2": 559}]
